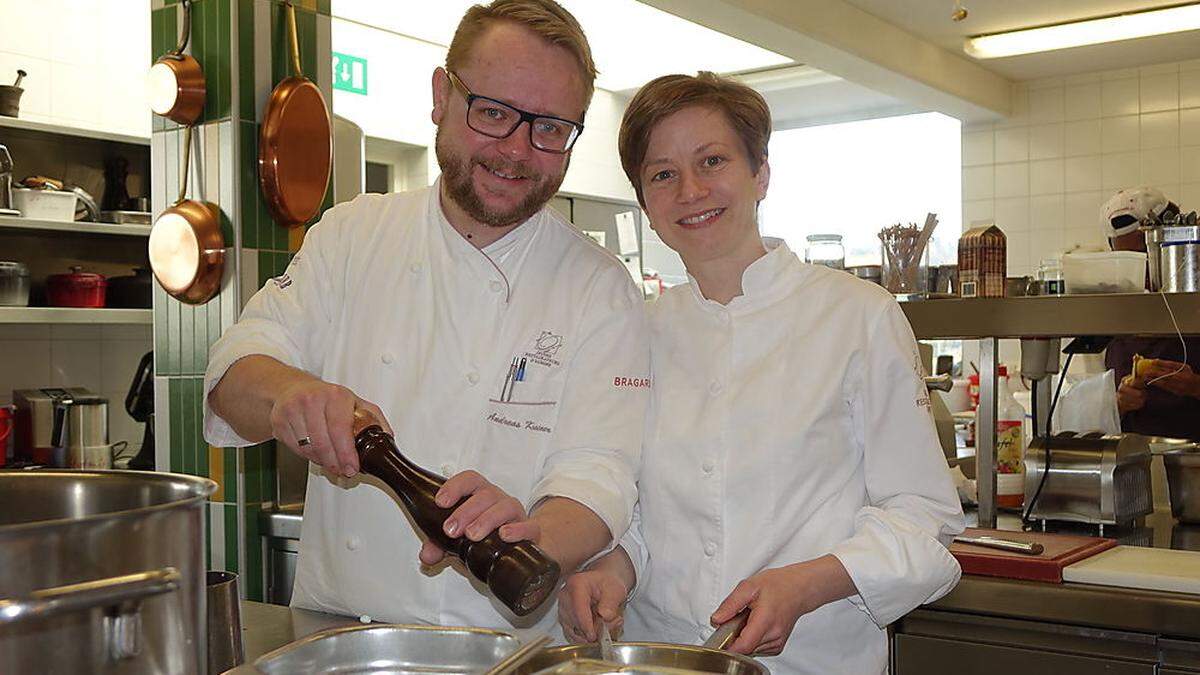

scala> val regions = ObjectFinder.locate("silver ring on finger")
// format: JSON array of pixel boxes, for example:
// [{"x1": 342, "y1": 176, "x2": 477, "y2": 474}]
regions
[{"x1": 297, "y1": 436, "x2": 313, "y2": 447}]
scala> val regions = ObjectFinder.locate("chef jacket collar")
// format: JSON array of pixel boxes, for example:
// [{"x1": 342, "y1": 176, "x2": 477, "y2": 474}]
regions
[
  {"x1": 685, "y1": 237, "x2": 807, "y2": 315},
  {"x1": 429, "y1": 178, "x2": 541, "y2": 299}
]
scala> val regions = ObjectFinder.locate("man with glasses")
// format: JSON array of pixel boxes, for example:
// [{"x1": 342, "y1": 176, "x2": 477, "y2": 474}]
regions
[{"x1": 204, "y1": 0, "x2": 649, "y2": 632}]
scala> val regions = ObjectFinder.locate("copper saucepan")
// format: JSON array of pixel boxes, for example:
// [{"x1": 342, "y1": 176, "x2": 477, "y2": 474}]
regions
[
  {"x1": 146, "y1": 0, "x2": 205, "y2": 125},
  {"x1": 258, "y1": 0, "x2": 332, "y2": 229}
]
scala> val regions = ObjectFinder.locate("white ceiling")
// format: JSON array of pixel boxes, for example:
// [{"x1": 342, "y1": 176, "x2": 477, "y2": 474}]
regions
[{"x1": 843, "y1": 0, "x2": 1200, "y2": 80}]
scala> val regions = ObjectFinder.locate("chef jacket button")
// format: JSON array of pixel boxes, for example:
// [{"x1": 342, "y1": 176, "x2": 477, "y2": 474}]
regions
[
  {"x1": 709, "y1": 380, "x2": 723, "y2": 396},
  {"x1": 489, "y1": 279, "x2": 503, "y2": 293},
  {"x1": 359, "y1": 615, "x2": 372, "y2": 624},
  {"x1": 704, "y1": 542, "x2": 717, "y2": 557},
  {"x1": 381, "y1": 352, "x2": 394, "y2": 365},
  {"x1": 346, "y1": 536, "x2": 361, "y2": 551},
  {"x1": 410, "y1": 262, "x2": 422, "y2": 274},
  {"x1": 467, "y1": 371, "x2": 480, "y2": 385},
  {"x1": 702, "y1": 459, "x2": 715, "y2": 474}
]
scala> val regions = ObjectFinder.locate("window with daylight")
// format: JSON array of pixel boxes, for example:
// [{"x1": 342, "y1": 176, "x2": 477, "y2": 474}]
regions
[{"x1": 759, "y1": 112, "x2": 962, "y2": 268}]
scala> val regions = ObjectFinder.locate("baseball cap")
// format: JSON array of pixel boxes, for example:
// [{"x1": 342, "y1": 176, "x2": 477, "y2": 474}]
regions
[{"x1": 1101, "y1": 187, "x2": 1177, "y2": 239}]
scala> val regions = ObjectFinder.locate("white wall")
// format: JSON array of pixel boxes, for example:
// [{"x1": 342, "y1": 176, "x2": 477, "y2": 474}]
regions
[
  {"x1": 330, "y1": 18, "x2": 634, "y2": 202},
  {"x1": 0, "y1": 0, "x2": 151, "y2": 137},
  {"x1": 961, "y1": 59, "x2": 1200, "y2": 277}
]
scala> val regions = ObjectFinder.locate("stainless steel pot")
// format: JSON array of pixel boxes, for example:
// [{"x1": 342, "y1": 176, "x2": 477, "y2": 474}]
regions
[
  {"x1": 0, "y1": 261, "x2": 30, "y2": 306},
  {"x1": 0, "y1": 470, "x2": 216, "y2": 674},
  {"x1": 1163, "y1": 448, "x2": 1200, "y2": 524}
]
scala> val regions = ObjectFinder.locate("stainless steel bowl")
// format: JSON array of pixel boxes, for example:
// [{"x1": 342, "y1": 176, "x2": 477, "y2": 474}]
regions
[
  {"x1": 515, "y1": 643, "x2": 769, "y2": 675},
  {"x1": 1163, "y1": 449, "x2": 1200, "y2": 524}
]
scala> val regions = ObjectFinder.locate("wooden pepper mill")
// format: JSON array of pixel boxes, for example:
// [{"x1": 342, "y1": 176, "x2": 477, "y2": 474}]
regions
[{"x1": 351, "y1": 409, "x2": 561, "y2": 616}]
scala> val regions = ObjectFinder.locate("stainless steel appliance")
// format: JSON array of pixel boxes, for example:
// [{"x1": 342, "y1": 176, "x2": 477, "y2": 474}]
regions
[
  {"x1": 262, "y1": 504, "x2": 302, "y2": 606},
  {"x1": 13, "y1": 387, "x2": 95, "y2": 465},
  {"x1": 52, "y1": 393, "x2": 110, "y2": 468},
  {"x1": 1163, "y1": 446, "x2": 1200, "y2": 524},
  {"x1": 1161, "y1": 224, "x2": 1200, "y2": 293},
  {"x1": 1023, "y1": 432, "x2": 1153, "y2": 529},
  {"x1": 0, "y1": 470, "x2": 216, "y2": 674}
]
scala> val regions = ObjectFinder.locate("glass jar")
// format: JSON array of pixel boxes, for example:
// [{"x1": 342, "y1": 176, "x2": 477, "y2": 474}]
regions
[
  {"x1": 1038, "y1": 257, "x2": 1064, "y2": 295},
  {"x1": 804, "y1": 234, "x2": 845, "y2": 269}
]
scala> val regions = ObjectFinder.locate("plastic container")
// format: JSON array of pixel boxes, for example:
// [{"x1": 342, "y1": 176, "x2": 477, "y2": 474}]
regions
[
  {"x1": 804, "y1": 234, "x2": 845, "y2": 270},
  {"x1": 11, "y1": 187, "x2": 77, "y2": 221},
  {"x1": 993, "y1": 365, "x2": 1025, "y2": 508},
  {"x1": 1038, "y1": 257, "x2": 1064, "y2": 295},
  {"x1": 1061, "y1": 251, "x2": 1146, "y2": 294}
]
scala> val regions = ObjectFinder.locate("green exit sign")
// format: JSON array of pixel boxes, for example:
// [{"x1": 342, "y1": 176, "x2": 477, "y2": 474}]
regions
[{"x1": 333, "y1": 52, "x2": 368, "y2": 95}]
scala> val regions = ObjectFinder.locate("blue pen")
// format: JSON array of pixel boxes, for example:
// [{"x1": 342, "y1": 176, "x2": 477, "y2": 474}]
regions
[{"x1": 516, "y1": 358, "x2": 526, "y2": 382}]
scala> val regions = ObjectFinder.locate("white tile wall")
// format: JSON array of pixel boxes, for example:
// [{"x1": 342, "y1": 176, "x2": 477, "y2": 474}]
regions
[
  {"x1": 962, "y1": 58, "x2": 1200, "y2": 276},
  {"x1": 0, "y1": 324, "x2": 151, "y2": 452},
  {"x1": 0, "y1": 0, "x2": 150, "y2": 137}
]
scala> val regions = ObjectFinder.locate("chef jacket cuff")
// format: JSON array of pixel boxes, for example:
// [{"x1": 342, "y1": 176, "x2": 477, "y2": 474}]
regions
[
  {"x1": 617, "y1": 524, "x2": 649, "y2": 600},
  {"x1": 829, "y1": 514, "x2": 962, "y2": 627},
  {"x1": 203, "y1": 342, "x2": 298, "y2": 448},
  {"x1": 528, "y1": 475, "x2": 633, "y2": 572}
]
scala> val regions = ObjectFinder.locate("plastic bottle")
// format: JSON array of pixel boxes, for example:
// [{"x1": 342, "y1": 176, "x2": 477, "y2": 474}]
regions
[{"x1": 994, "y1": 365, "x2": 1026, "y2": 508}]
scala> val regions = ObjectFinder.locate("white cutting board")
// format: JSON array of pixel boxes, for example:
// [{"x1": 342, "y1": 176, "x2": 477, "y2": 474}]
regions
[{"x1": 1063, "y1": 545, "x2": 1200, "y2": 594}]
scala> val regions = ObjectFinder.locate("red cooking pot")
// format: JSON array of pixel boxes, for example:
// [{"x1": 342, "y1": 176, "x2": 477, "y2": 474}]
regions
[{"x1": 46, "y1": 266, "x2": 107, "y2": 308}]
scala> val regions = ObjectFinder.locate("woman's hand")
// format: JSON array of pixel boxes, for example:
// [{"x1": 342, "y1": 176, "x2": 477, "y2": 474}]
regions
[
  {"x1": 557, "y1": 547, "x2": 637, "y2": 643},
  {"x1": 710, "y1": 555, "x2": 856, "y2": 656}
]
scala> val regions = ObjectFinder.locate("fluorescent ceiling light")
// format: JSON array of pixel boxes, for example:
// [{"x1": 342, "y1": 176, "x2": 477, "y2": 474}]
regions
[
  {"x1": 965, "y1": 3, "x2": 1200, "y2": 59},
  {"x1": 332, "y1": 0, "x2": 791, "y2": 92}
]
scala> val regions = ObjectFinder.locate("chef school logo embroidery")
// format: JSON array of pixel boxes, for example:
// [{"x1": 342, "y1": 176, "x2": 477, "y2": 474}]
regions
[
  {"x1": 914, "y1": 354, "x2": 932, "y2": 411},
  {"x1": 271, "y1": 253, "x2": 298, "y2": 290},
  {"x1": 525, "y1": 331, "x2": 564, "y2": 368}
]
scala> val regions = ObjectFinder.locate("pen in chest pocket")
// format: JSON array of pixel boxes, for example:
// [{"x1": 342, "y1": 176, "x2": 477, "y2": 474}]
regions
[{"x1": 501, "y1": 357, "x2": 529, "y2": 401}]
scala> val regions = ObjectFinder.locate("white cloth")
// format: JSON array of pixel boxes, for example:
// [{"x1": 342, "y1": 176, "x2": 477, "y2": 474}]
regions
[
  {"x1": 204, "y1": 182, "x2": 650, "y2": 632},
  {"x1": 622, "y1": 240, "x2": 964, "y2": 675}
]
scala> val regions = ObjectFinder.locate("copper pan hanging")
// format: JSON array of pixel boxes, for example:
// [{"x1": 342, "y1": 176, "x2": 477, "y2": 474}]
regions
[
  {"x1": 148, "y1": 124, "x2": 225, "y2": 305},
  {"x1": 259, "y1": 0, "x2": 332, "y2": 229},
  {"x1": 146, "y1": 0, "x2": 206, "y2": 125}
]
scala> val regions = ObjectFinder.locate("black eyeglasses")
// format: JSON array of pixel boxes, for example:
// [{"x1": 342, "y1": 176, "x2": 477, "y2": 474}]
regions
[{"x1": 446, "y1": 70, "x2": 584, "y2": 154}]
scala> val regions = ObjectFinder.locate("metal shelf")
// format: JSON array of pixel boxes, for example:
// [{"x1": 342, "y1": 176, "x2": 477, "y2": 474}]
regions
[
  {"x1": 0, "y1": 307, "x2": 152, "y2": 324},
  {"x1": 901, "y1": 293, "x2": 1200, "y2": 339},
  {"x1": 0, "y1": 116, "x2": 150, "y2": 146},
  {"x1": 0, "y1": 215, "x2": 151, "y2": 238}
]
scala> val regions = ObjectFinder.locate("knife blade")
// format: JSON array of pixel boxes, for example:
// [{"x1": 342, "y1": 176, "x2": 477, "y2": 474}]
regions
[{"x1": 954, "y1": 535, "x2": 1045, "y2": 555}]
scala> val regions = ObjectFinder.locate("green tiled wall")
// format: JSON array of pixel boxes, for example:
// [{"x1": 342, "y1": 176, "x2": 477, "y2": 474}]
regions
[{"x1": 153, "y1": 0, "x2": 331, "y2": 602}]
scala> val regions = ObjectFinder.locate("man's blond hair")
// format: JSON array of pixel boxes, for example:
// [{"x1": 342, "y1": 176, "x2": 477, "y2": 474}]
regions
[{"x1": 446, "y1": 0, "x2": 598, "y2": 112}]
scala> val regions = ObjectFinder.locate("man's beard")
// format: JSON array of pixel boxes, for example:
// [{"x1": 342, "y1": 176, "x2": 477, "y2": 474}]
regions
[{"x1": 435, "y1": 126, "x2": 567, "y2": 228}]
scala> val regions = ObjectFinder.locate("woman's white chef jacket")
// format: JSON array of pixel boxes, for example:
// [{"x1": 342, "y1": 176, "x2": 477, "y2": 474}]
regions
[
  {"x1": 622, "y1": 239, "x2": 965, "y2": 675},
  {"x1": 203, "y1": 182, "x2": 650, "y2": 631}
]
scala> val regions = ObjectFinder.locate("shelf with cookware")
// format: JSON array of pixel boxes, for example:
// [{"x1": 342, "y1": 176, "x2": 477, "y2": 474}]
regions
[
  {"x1": 0, "y1": 307, "x2": 152, "y2": 324},
  {"x1": 0, "y1": 214, "x2": 151, "y2": 238},
  {"x1": 0, "y1": 115, "x2": 150, "y2": 147}
]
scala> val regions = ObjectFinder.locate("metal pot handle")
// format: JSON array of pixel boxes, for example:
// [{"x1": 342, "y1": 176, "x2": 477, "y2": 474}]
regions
[
  {"x1": 0, "y1": 567, "x2": 180, "y2": 625},
  {"x1": 702, "y1": 608, "x2": 750, "y2": 651}
]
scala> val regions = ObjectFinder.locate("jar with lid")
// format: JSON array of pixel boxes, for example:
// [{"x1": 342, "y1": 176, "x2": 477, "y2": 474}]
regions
[
  {"x1": 1037, "y1": 257, "x2": 1064, "y2": 295},
  {"x1": 804, "y1": 234, "x2": 845, "y2": 270}
]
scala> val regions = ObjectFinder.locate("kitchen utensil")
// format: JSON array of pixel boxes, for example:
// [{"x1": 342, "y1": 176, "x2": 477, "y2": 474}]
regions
[
  {"x1": 1024, "y1": 431, "x2": 1153, "y2": 527},
  {"x1": 259, "y1": 0, "x2": 332, "y2": 228},
  {"x1": 12, "y1": 387, "x2": 94, "y2": 464},
  {"x1": 1061, "y1": 251, "x2": 1147, "y2": 294},
  {"x1": 0, "y1": 69, "x2": 26, "y2": 118},
  {"x1": 517, "y1": 610, "x2": 764, "y2": 675},
  {"x1": 804, "y1": 233, "x2": 845, "y2": 269},
  {"x1": 107, "y1": 267, "x2": 153, "y2": 308},
  {"x1": 953, "y1": 535, "x2": 1044, "y2": 555},
  {"x1": 0, "y1": 470, "x2": 215, "y2": 674},
  {"x1": 1160, "y1": 225, "x2": 1200, "y2": 293},
  {"x1": 879, "y1": 215, "x2": 937, "y2": 298},
  {"x1": 1163, "y1": 446, "x2": 1200, "y2": 524},
  {"x1": 125, "y1": 351, "x2": 156, "y2": 470},
  {"x1": 845, "y1": 264, "x2": 882, "y2": 285},
  {"x1": 486, "y1": 634, "x2": 553, "y2": 675},
  {"x1": 245, "y1": 624, "x2": 524, "y2": 674},
  {"x1": 100, "y1": 210, "x2": 153, "y2": 225},
  {"x1": 1062, "y1": 545, "x2": 1200, "y2": 594},
  {"x1": 0, "y1": 144, "x2": 16, "y2": 216},
  {"x1": 148, "y1": 124, "x2": 225, "y2": 305},
  {"x1": 146, "y1": 1, "x2": 205, "y2": 125},
  {"x1": 949, "y1": 527, "x2": 1117, "y2": 583},
  {"x1": 0, "y1": 261, "x2": 30, "y2": 306},
  {"x1": 207, "y1": 571, "x2": 244, "y2": 675},
  {"x1": 45, "y1": 266, "x2": 107, "y2": 308},
  {"x1": 1142, "y1": 223, "x2": 1165, "y2": 291},
  {"x1": 11, "y1": 187, "x2": 77, "y2": 221},
  {"x1": 50, "y1": 393, "x2": 108, "y2": 469}
]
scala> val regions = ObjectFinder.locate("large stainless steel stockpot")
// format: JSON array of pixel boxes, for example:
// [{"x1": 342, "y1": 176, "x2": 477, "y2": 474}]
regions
[{"x1": 0, "y1": 470, "x2": 216, "y2": 674}]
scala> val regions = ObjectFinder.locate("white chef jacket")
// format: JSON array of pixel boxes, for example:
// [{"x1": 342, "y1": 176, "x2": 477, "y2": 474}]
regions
[
  {"x1": 622, "y1": 239, "x2": 964, "y2": 675},
  {"x1": 203, "y1": 181, "x2": 650, "y2": 632}
]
